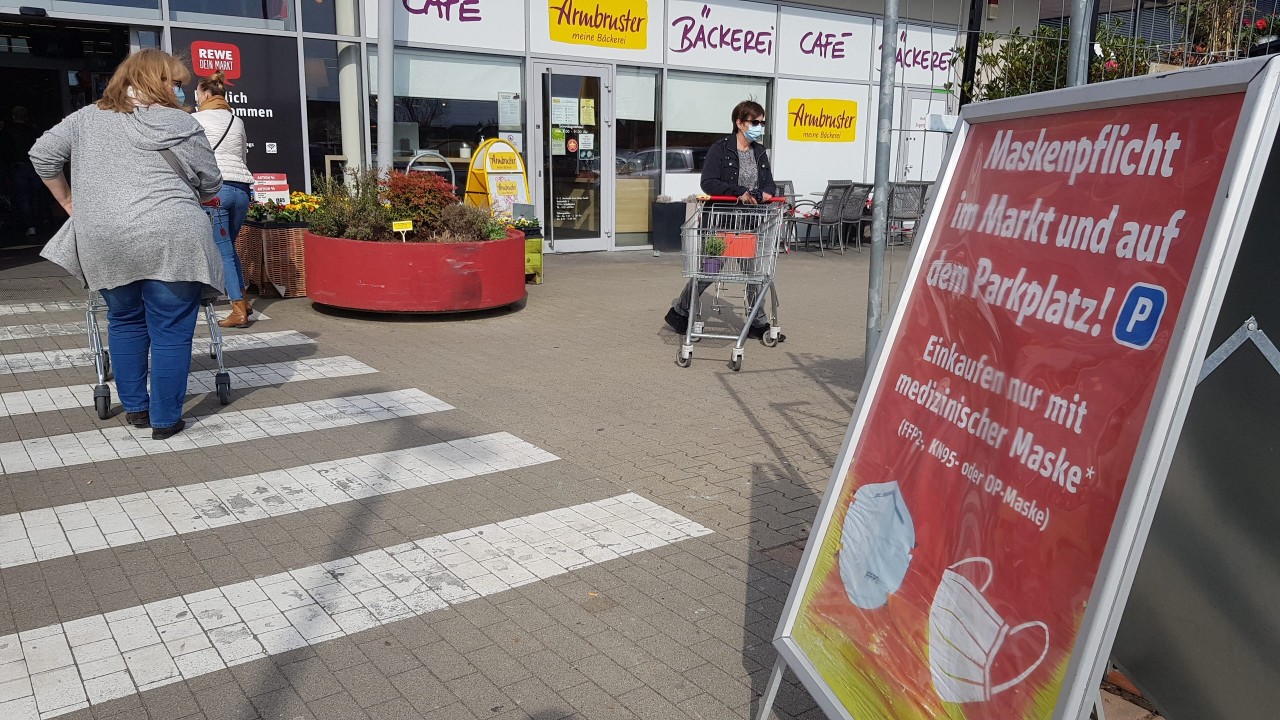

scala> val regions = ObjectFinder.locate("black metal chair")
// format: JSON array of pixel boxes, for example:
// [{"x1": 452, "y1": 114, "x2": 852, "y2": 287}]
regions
[
  {"x1": 838, "y1": 183, "x2": 874, "y2": 253},
  {"x1": 887, "y1": 181, "x2": 931, "y2": 246},
  {"x1": 792, "y1": 181, "x2": 851, "y2": 256},
  {"x1": 773, "y1": 180, "x2": 797, "y2": 252}
]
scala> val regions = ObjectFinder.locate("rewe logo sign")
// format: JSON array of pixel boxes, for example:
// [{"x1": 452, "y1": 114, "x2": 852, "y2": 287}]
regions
[{"x1": 191, "y1": 41, "x2": 241, "y2": 80}]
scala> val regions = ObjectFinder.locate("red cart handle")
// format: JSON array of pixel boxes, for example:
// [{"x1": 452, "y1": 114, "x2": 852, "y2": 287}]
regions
[{"x1": 703, "y1": 195, "x2": 787, "y2": 203}]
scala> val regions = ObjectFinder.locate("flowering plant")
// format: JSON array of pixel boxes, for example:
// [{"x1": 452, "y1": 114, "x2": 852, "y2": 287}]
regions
[
  {"x1": 500, "y1": 216, "x2": 542, "y2": 232},
  {"x1": 247, "y1": 191, "x2": 322, "y2": 224}
]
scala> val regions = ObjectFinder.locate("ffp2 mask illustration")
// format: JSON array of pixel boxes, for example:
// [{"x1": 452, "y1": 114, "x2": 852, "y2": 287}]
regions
[{"x1": 837, "y1": 480, "x2": 915, "y2": 610}]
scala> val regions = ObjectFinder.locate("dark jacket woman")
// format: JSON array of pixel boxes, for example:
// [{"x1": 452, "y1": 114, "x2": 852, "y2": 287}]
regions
[{"x1": 699, "y1": 135, "x2": 777, "y2": 198}]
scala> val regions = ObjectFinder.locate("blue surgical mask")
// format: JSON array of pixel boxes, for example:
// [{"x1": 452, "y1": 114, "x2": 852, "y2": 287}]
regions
[
  {"x1": 174, "y1": 87, "x2": 186, "y2": 107},
  {"x1": 838, "y1": 480, "x2": 916, "y2": 610},
  {"x1": 745, "y1": 124, "x2": 765, "y2": 143}
]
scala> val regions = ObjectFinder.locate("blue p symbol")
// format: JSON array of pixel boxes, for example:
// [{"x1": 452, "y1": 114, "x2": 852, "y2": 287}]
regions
[{"x1": 1114, "y1": 283, "x2": 1167, "y2": 350}]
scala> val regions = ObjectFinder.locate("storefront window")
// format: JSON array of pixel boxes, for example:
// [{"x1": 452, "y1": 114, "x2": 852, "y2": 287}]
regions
[
  {"x1": 615, "y1": 67, "x2": 660, "y2": 247},
  {"x1": 305, "y1": 38, "x2": 364, "y2": 186},
  {"x1": 302, "y1": 0, "x2": 360, "y2": 36},
  {"x1": 169, "y1": 0, "x2": 294, "y2": 31},
  {"x1": 370, "y1": 49, "x2": 524, "y2": 185},
  {"x1": 15, "y1": 0, "x2": 159, "y2": 20},
  {"x1": 134, "y1": 28, "x2": 159, "y2": 48},
  {"x1": 664, "y1": 71, "x2": 770, "y2": 200}
]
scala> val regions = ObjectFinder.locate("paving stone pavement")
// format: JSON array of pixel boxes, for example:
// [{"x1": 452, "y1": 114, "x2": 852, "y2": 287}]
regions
[{"x1": 0, "y1": 244, "x2": 1149, "y2": 720}]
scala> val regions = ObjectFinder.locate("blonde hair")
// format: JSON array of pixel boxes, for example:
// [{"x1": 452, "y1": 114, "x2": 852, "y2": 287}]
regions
[
  {"x1": 197, "y1": 70, "x2": 229, "y2": 98},
  {"x1": 97, "y1": 48, "x2": 191, "y2": 113}
]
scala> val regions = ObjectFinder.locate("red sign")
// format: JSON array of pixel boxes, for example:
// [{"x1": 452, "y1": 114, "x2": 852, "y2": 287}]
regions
[
  {"x1": 191, "y1": 41, "x2": 241, "y2": 80},
  {"x1": 252, "y1": 173, "x2": 289, "y2": 204},
  {"x1": 566, "y1": 137, "x2": 579, "y2": 154},
  {"x1": 790, "y1": 93, "x2": 1245, "y2": 718}
]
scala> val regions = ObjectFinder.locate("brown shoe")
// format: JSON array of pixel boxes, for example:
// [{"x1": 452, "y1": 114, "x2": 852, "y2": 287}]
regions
[
  {"x1": 242, "y1": 290, "x2": 253, "y2": 316},
  {"x1": 218, "y1": 300, "x2": 251, "y2": 329}
]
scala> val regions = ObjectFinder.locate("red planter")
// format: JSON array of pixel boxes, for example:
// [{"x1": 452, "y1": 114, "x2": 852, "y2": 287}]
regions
[{"x1": 304, "y1": 228, "x2": 527, "y2": 313}]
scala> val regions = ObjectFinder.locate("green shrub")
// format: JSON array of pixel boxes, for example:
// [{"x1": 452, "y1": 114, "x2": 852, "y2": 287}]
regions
[{"x1": 308, "y1": 170, "x2": 393, "y2": 241}]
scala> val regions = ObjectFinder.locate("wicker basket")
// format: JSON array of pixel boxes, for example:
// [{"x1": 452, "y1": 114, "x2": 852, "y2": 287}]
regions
[
  {"x1": 233, "y1": 223, "x2": 266, "y2": 294},
  {"x1": 259, "y1": 222, "x2": 308, "y2": 298}
]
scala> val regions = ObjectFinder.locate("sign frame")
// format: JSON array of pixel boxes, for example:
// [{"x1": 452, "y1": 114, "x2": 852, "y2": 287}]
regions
[
  {"x1": 763, "y1": 58, "x2": 1280, "y2": 720},
  {"x1": 464, "y1": 138, "x2": 531, "y2": 214}
]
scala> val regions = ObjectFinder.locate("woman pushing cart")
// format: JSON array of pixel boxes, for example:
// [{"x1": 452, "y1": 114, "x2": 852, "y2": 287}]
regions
[{"x1": 663, "y1": 99, "x2": 786, "y2": 370}]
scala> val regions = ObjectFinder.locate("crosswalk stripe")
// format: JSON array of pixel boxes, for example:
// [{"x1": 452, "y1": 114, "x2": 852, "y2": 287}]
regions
[
  {"x1": 0, "y1": 389, "x2": 452, "y2": 475},
  {"x1": 0, "y1": 313, "x2": 273, "y2": 343},
  {"x1": 0, "y1": 432, "x2": 557, "y2": 568},
  {"x1": 0, "y1": 301, "x2": 82, "y2": 316},
  {"x1": 0, "y1": 330, "x2": 314, "y2": 376},
  {"x1": 0, "y1": 494, "x2": 711, "y2": 720},
  {"x1": 0, "y1": 323, "x2": 84, "y2": 343},
  {"x1": 0, "y1": 300, "x2": 270, "y2": 320},
  {"x1": 0, "y1": 356, "x2": 377, "y2": 419}
]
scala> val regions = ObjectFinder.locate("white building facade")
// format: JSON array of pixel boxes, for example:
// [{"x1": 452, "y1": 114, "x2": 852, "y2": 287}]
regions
[{"x1": 0, "y1": 0, "x2": 1040, "y2": 250}]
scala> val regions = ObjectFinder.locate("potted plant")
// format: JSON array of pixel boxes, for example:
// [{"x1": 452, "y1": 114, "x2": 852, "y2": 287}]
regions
[
  {"x1": 503, "y1": 216, "x2": 544, "y2": 285},
  {"x1": 651, "y1": 194, "x2": 685, "y2": 253},
  {"x1": 702, "y1": 235, "x2": 725, "y2": 274},
  {"x1": 304, "y1": 169, "x2": 527, "y2": 313},
  {"x1": 240, "y1": 191, "x2": 320, "y2": 298}
]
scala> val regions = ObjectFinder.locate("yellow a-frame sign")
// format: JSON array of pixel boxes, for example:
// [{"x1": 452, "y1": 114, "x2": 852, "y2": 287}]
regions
[{"x1": 464, "y1": 138, "x2": 530, "y2": 214}]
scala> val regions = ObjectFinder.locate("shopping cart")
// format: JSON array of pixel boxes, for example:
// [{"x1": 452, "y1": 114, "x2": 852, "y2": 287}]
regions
[
  {"x1": 86, "y1": 289, "x2": 232, "y2": 420},
  {"x1": 676, "y1": 196, "x2": 786, "y2": 371}
]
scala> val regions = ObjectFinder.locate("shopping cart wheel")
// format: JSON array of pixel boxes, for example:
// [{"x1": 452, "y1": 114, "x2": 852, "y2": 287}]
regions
[
  {"x1": 102, "y1": 350, "x2": 113, "y2": 381},
  {"x1": 761, "y1": 333, "x2": 777, "y2": 348},
  {"x1": 729, "y1": 357, "x2": 742, "y2": 372},
  {"x1": 676, "y1": 350, "x2": 692, "y2": 368},
  {"x1": 93, "y1": 385, "x2": 111, "y2": 420},
  {"x1": 215, "y1": 372, "x2": 231, "y2": 405}
]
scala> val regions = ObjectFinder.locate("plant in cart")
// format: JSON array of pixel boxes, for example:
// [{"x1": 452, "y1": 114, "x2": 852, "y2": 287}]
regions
[{"x1": 702, "y1": 235, "x2": 726, "y2": 274}]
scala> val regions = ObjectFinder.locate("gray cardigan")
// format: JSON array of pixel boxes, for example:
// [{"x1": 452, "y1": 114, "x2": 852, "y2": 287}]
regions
[{"x1": 31, "y1": 105, "x2": 225, "y2": 292}]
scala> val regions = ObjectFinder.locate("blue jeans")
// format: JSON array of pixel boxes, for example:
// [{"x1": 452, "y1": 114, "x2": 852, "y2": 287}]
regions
[
  {"x1": 207, "y1": 182, "x2": 251, "y2": 300},
  {"x1": 99, "y1": 280, "x2": 202, "y2": 429}
]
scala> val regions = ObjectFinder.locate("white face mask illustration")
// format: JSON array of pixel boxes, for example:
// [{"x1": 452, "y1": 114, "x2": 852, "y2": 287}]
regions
[
  {"x1": 928, "y1": 557, "x2": 1050, "y2": 704},
  {"x1": 838, "y1": 480, "x2": 915, "y2": 610}
]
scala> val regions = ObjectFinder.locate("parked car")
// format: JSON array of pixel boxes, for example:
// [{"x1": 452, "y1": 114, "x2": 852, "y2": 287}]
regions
[{"x1": 619, "y1": 147, "x2": 706, "y2": 179}]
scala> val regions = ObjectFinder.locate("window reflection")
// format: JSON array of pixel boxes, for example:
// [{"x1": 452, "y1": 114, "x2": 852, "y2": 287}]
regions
[
  {"x1": 169, "y1": 0, "x2": 294, "y2": 31},
  {"x1": 304, "y1": 38, "x2": 364, "y2": 186},
  {"x1": 615, "y1": 67, "x2": 660, "y2": 247}
]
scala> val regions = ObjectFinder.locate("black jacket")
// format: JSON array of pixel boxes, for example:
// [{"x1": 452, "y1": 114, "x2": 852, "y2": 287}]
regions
[{"x1": 699, "y1": 136, "x2": 776, "y2": 198}]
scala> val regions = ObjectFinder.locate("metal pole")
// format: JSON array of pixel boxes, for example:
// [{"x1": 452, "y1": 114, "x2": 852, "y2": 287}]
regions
[
  {"x1": 1088, "y1": 0, "x2": 1102, "y2": 84},
  {"x1": 959, "y1": 0, "x2": 985, "y2": 106},
  {"x1": 1066, "y1": 0, "x2": 1094, "y2": 86},
  {"x1": 866, "y1": 0, "x2": 899, "y2": 361},
  {"x1": 376, "y1": 0, "x2": 395, "y2": 174}
]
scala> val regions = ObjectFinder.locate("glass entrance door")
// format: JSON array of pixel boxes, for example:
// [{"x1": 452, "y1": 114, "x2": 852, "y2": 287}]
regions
[{"x1": 533, "y1": 62, "x2": 612, "y2": 252}]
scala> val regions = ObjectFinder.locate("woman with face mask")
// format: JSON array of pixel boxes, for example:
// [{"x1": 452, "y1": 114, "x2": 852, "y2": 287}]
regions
[
  {"x1": 193, "y1": 70, "x2": 256, "y2": 329},
  {"x1": 665, "y1": 100, "x2": 778, "y2": 338},
  {"x1": 31, "y1": 48, "x2": 223, "y2": 440}
]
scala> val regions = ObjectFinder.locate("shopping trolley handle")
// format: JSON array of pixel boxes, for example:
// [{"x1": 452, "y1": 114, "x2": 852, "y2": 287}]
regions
[{"x1": 703, "y1": 195, "x2": 788, "y2": 203}]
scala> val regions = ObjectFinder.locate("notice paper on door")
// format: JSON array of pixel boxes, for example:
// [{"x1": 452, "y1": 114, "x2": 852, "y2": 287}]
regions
[
  {"x1": 580, "y1": 99, "x2": 596, "y2": 125},
  {"x1": 498, "y1": 92, "x2": 522, "y2": 131},
  {"x1": 551, "y1": 97, "x2": 579, "y2": 126},
  {"x1": 579, "y1": 133, "x2": 595, "y2": 151},
  {"x1": 551, "y1": 127, "x2": 566, "y2": 156}
]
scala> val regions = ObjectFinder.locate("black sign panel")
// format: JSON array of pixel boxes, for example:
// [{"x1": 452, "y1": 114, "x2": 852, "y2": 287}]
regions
[{"x1": 172, "y1": 29, "x2": 305, "y2": 193}]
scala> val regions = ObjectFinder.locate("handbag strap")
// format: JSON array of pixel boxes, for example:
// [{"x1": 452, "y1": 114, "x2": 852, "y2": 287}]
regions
[
  {"x1": 211, "y1": 115, "x2": 233, "y2": 152},
  {"x1": 158, "y1": 148, "x2": 200, "y2": 198}
]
